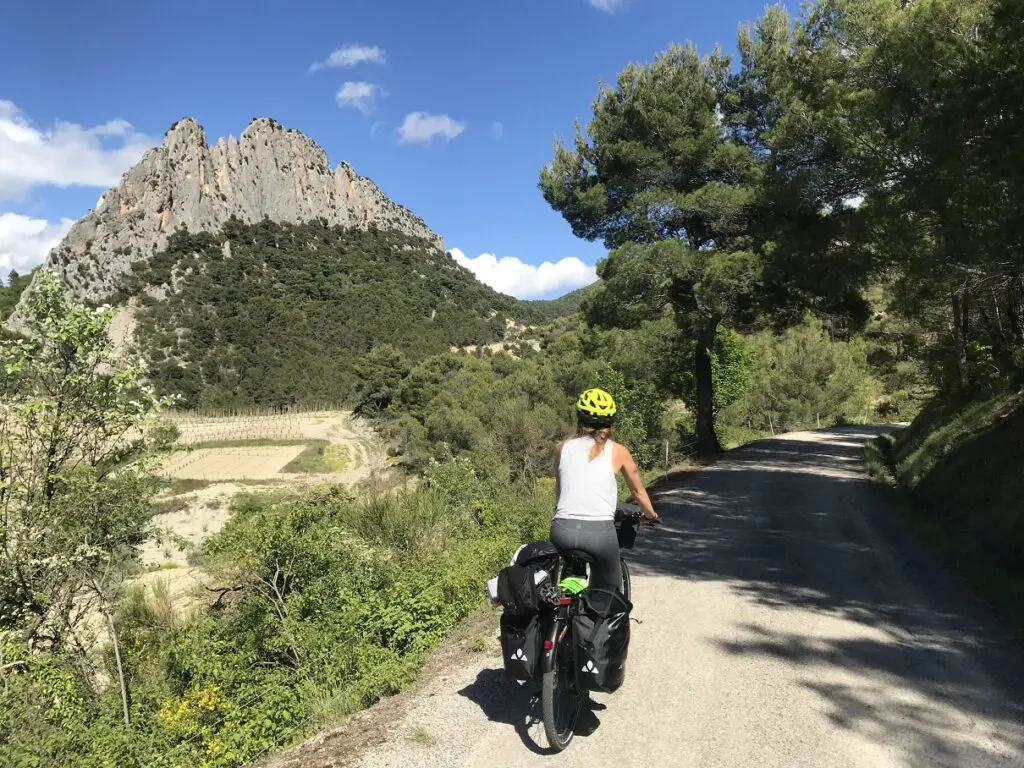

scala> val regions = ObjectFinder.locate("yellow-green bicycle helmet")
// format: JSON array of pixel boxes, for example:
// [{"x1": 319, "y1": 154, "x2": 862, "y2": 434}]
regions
[{"x1": 576, "y1": 387, "x2": 617, "y2": 427}]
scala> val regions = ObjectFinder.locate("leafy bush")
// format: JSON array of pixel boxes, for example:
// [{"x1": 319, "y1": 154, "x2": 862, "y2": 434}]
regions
[
  {"x1": 1, "y1": 476, "x2": 553, "y2": 767},
  {"x1": 718, "y1": 316, "x2": 881, "y2": 435}
]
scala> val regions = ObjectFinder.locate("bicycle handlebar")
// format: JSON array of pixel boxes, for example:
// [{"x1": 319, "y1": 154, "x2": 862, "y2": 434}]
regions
[{"x1": 614, "y1": 501, "x2": 661, "y2": 526}]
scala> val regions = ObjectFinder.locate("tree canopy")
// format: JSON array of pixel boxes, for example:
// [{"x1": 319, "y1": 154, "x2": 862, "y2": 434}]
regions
[{"x1": 540, "y1": 44, "x2": 766, "y2": 454}]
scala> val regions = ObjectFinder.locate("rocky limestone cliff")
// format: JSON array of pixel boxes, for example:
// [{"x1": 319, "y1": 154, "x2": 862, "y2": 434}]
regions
[{"x1": 9, "y1": 117, "x2": 441, "y2": 327}]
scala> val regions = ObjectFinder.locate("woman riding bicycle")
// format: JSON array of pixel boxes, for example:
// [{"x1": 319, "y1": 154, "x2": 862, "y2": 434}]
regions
[{"x1": 551, "y1": 388, "x2": 659, "y2": 591}]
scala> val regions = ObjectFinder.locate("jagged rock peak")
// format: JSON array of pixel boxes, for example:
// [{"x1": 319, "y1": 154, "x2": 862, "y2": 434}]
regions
[{"x1": 10, "y1": 116, "x2": 442, "y2": 325}]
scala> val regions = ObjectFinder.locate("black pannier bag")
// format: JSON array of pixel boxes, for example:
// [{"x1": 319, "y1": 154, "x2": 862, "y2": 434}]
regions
[
  {"x1": 514, "y1": 540, "x2": 560, "y2": 574},
  {"x1": 615, "y1": 518, "x2": 637, "y2": 549},
  {"x1": 500, "y1": 612, "x2": 542, "y2": 681},
  {"x1": 496, "y1": 564, "x2": 538, "y2": 615},
  {"x1": 572, "y1": 588, "x2": 632, "y2": 693}
]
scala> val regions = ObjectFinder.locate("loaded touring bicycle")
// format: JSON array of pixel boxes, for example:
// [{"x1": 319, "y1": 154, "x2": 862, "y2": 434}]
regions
[{"x1": 491, "y1": 502, "x2": 654, "y2": 751}]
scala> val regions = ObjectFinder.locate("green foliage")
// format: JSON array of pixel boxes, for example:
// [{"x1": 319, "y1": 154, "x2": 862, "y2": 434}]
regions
[
  {"x1": 377, "y1": 320, "x2": 671, "y2": 483},
  {"x1": 753, "y1": 0, "x2": 1024, "y2": 395},
  {"x1": 539, "y1": 40, "x2": 857, "y2": 454},
  {"x1": 677, "y1": 328, "x2": 755, "y2": 415},
  {"x1": 423, "y1": 456, "x2": 484, "y2": 518},
  {"x1": 0, "y1": 268, "x2": 35, "y2": 323},
  {"x1": 717, "y1": 316, "x2": 881, "y2": 435},
  {"x1": 1, "y1": 480, "x2": 554, "y2": 767},
  {"x1": 122, "y1": 219, "x2": 531, "y2": 409},
  {"x1": 354, "y1": 345, "x2": 411, "y2": 416},
  {"x1": 591, "y1": 367, "x2": 662, "y2": 469},
  {"x1": 0, "y1": 272, "x2": 173, "y2": 652},
  {"x1": 525, "y1": 283, "x2": 601, "y2": 321}
]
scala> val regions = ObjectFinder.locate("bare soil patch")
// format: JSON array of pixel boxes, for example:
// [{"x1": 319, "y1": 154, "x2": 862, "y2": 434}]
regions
[{"x1": 163, "y1": 445, "x2": 308, "y2": 481}]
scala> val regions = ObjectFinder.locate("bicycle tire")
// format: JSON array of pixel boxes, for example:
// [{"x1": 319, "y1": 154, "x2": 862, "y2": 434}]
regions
[
  {"x1": 620, "y1": 558, "x2": 632, "y2": 602},
  {"x1": 541, "y1": 633, "x2": 584, "y2": 751}
]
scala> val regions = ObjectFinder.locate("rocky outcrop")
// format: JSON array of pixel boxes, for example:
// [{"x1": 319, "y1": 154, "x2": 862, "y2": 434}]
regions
[{"x1": 9, "y1": 117, "x2": 441, "y2": 327}]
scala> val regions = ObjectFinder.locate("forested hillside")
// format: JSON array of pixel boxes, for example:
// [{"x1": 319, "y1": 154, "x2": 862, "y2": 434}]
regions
[
  {"x1": 118, "y1": 218, "x2": 531, "y2": 408},
  {"x1": 525, "y1": 283, "x2": 599, "y2": 321}
]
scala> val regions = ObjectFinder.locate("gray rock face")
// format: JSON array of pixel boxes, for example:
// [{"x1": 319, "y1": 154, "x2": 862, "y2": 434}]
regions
[{"x1": 10, "y1": 117, "x2": 441, "y2": 327}]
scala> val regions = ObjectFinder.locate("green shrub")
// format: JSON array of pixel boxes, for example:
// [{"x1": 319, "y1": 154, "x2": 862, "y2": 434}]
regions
[
  {"x1": 718, "y1": 316, "x2": 882, "y2": 436},
  {"x1": 7, "y1": 481, "x2": 553, "y2": 766}
]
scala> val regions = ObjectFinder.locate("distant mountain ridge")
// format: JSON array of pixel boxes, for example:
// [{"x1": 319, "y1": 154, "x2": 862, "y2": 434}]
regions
[
  {"x1": 526, "y1": 282, "x2": 600, "y2": 320},
  {"x1": 3, "y1": 116, "x2": 544, "y2": 408},
  {"x1": 8, "y1": 117, "x2": 440, "y2": 328}
]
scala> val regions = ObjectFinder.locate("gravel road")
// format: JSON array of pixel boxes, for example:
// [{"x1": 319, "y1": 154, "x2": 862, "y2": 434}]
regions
[{"x1": 293, "y1": 428, "x2": 1024, "y2": 768}]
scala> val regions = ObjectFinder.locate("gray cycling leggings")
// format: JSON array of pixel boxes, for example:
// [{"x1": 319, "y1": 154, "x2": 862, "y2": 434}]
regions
[{"x1": 550, "y1": 517, "x2": 622, "y2": 591}]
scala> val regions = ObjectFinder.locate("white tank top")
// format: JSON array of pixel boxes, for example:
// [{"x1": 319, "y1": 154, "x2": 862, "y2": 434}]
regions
[{"x1": 554, "y1": 437, "x2": 617, "y2": 522}]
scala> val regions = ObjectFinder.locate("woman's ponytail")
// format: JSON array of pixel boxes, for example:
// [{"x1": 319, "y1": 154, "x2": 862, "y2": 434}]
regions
[{"x1": 579, "y1": 424, "x2": 612, "y2": 461}]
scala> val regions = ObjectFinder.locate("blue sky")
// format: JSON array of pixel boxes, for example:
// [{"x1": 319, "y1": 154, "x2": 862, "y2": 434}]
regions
[{"x1": 0, "y1": 0, "x2": 783, "y2": 298}]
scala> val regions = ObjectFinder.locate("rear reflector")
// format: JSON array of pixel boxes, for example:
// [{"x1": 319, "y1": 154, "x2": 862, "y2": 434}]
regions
[{"x1": 543, "y1": 640, "x2": 553, "y2": 650}]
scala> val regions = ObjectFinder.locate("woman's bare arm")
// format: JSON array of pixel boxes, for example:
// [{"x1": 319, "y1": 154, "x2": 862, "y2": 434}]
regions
[
  {"x1": 614, "y1": 443, "x2": 658, "y2": 521},
  {"x1": 553, "y1": 441, "x2": 564, "y2": 501}
]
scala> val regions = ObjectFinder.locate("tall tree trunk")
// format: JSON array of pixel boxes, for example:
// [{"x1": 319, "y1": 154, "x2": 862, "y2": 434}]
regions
[
  {"x1": 951, "y1": 287, "x2": 970, "y2": 391},
  {"x1": 693, "y1": 317, "x2": 723, "y2": 456}
]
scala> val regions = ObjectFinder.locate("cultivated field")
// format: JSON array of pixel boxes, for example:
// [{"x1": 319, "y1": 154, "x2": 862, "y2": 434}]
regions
[
  {"x1": 162, "y1": 410, "x2": 388, "y2": 483},
  {"x1": 163, "y1": 445, "x2": 308, "y2": 480},
  {"x1": 144, "y1": 409, "x2": 392, "y2": 569}
]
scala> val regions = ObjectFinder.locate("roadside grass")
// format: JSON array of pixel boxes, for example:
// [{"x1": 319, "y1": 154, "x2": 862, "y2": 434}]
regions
[
  {"x1": 864, "y1": 432, "x2": 897, "y2": 485},
  {"x1": 865, "y1": 431, "x2": 1024, "y2": 640},
  {"x1": 282, "y1": 444, "x2": 350, "y2": 474},
  {"x1": 719, "y1": 423, "x2": 770, "y2": 449},
  {"x1": 892, "y1": 391, "x2": 1021, "y2": 487},
  {"x1": 407, "y1": 724, "x2": 436, "y2": 746},
  {"x1": 900, "y1": 498, "x2": 1024, "y2": 639}
]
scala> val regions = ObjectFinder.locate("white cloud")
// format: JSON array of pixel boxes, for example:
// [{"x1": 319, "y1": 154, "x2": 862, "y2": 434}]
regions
[
  {"x1": 336, "y1": 82, "x2": 384, "y2": 115},
  {"x1": 0, "y1": 213, "x2": 73, "y2": 274},
  {"x1": 842, "y1": 194, "x2": 865, "y2": 209},
  {"x1": 0, "y1": 101, "x2": 155, "y2": 199},
  {"x1": 370, "y1": 120, "x2": 386, "y2": 139},
  {"x1": 490, "y1": 121, "x2": 504, "y2": 141},
  {"x1": 449, "y1": 248, "x2": 598, "y2": 299},
  {"x1": 586, "y1": 0, "x2": 627, "y2": 12},
  {"x1": 309, "y1": 44, "x2": 386, "y2": 73},
  {"x1": 397, "y1": 112, "x2": 466, "y2": 145}
]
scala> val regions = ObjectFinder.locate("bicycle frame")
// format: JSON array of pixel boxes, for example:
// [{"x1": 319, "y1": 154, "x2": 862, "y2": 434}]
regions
[{"x1": 540, "y1": 596, "x2": 574, "y2": 675}]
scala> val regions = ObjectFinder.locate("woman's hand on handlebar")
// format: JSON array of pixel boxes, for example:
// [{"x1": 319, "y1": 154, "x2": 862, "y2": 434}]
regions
[{"x1": 640, "y1": 510, "x2": 660, "y2": 526}]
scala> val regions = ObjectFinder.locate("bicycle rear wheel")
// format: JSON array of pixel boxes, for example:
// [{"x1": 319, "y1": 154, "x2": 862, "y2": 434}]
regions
[
  {"x1": 620, "y1": 559, "x2": 632, "y2": 602},
  {"x1": 541, "y1": 632, "x2": 584, "y2": 751}
]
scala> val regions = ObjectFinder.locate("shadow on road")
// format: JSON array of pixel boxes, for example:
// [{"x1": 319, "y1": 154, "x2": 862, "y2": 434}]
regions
[
  {"x1": 451, "y1": 428, "x2": 1022, "y2": 765},
  {"x1": 638, "y1": 426, "x2": 1024, "y2": 767},
  {"x1": 456, "y1": 669, "x2": 605, "y2": 755}
]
